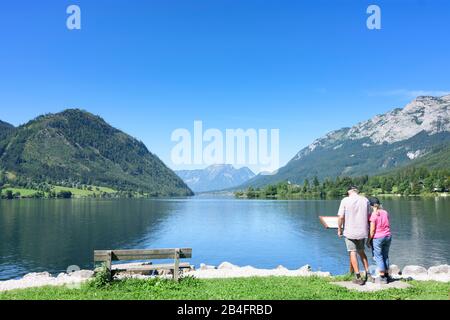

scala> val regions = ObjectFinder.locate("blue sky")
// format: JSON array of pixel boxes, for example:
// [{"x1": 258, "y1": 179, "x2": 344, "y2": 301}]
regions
[{"x1": 0, "y1": 0, "x2": 449, "y2": 173}]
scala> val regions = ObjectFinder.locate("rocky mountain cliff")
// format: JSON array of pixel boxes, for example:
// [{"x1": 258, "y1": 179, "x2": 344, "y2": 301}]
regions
[{"x1": 242, "y1": 95, "x2": 450, "y2": 188}]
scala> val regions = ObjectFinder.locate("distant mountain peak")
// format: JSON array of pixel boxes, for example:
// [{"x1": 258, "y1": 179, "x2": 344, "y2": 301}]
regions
[
  {"x1": 294, "y1": 94, "x2": 449, "y2": 161},
  {"x1": 350, "y1": 95, "x2": 448, "y2": 143},
  {"x1": 176, "y1": 164, "x2": 255, "y2": 192},
  {"x1": 47, "y1": 108, "x2": 106, "y2": 124},
  {"x1": 207, "y1": 164, "x2": 234, "y2": 170}
]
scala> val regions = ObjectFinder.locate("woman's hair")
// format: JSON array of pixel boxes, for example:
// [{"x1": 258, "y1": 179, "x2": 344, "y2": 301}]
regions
[{"x1": 369, "y1": 197, "x2": 381, "y2": 208}]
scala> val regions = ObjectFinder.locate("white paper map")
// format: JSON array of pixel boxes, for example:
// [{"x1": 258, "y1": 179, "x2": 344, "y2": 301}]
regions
[{"x1": 319, "y1": 216, "x2": 339, "y2": 229}]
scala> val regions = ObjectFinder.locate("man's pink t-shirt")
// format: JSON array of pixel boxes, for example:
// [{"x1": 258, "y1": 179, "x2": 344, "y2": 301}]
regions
[{"x1": 369, "y1": 209, "x2": 392, "y2": 239}]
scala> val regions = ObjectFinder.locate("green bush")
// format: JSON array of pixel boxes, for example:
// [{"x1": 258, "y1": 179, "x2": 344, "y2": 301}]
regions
[{"x1": 89, "y1": 265, "x2": 111, "y2": 288}]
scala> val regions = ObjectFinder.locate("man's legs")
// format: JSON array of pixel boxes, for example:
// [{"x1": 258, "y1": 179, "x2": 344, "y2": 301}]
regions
[
  {"x1": 349, "y1": 259, "x2": 355, "y2": 274},
  {"x1": 349, "y1": 251, "x2": 360, "y2": 274},
  {"x1": 345, "y1": 238, "x2": 366, "y2": 285},
  {"x1": 357, "y1": 250, "x2": 370, "y2": 273}
]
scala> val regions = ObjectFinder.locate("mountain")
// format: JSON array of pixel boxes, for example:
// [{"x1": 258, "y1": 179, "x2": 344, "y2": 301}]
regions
[
  {"x1": 385, "y1": 141, "x2": 450, "y2": 172},
  {"x1": 0, "y1": 109, "x2": 193, "y2": 196},
  {"x1": 0, "y1": 120, "x2": 14, "y2": 135},
  {"x1": 243, "y1": 95, "x2": 450, "y2": 188},
  {"x1": 176, "y1": 164, "x2": 255, "y2": 192}
]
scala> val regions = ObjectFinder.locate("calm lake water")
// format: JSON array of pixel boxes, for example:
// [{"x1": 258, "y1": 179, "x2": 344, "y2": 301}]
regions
[{"x1": 1, "y1": 196, "x2": 449, "y2": 280}]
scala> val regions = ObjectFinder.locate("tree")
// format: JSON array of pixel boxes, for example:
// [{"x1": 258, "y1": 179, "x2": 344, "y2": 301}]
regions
[
  {"x1": 5, "y1": 190, "x2": 14, "y2": 199},
  {"x1": 382, "y1": 178, "x2": 393, "y2": 193},
  {"x1": 264, "y1": 185, "x2": 277, "y2": 197},
  {"x1": 0, "y1": 172, "x2": 6, "y2": 187},
  {"x1": 312, "y1": 176, "x2": 320, "y2": 192},
  {"x1": 302, "y1": 179, "x2": 310, "y2": 193},
  {"x1": 410, "y1": 182, "x2": 422, "y2": 195},
  {"x1": 57, "y1": 190, "x2": 72, "y2": 198}
]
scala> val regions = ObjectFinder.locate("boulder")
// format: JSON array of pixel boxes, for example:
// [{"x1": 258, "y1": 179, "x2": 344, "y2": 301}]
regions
[
  {"x1": 199, "y1": 263, "x2": 216, "y2": 271},
  {"x1": 23, "y1": 272, "x2": 51, "y2": 279},
  {"x1": 388, "y1": 265, "x2": 400, "y2": 276},
  {"x1": 427, "y1": 265, "x2": 450, "y2": 282},
  {"x1": 241, "y1": 265, "x2": 257, "y2": 271},
  {"x1": 428, "y1": 265, "x2": 449, "y2": 275},
  {"x1": 298, "y1": 265, "x2": 312, "y2": 272},
  {"x1": 217, "y1": 262, "x2": 239, "y2": 270},
  {"x1": 115, "y1": 274, "x2": 150, "y2": 280},
  {"x1": 402, "y1": 265, "x2": 428, "y2": 280},
  {"x1": 56, "y1": 273, "x2": 70, "y2": 281},
  {"x1": 70, "y1": 270, "x2": 95, "y2": 279}
]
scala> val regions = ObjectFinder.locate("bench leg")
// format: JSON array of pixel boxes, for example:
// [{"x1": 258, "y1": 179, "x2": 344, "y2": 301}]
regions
[
  {"x1": 106, "y1": 250, "x2": 112, "y2": 281},
  {"x1": 174, "y1": 249, "x2": 180, "y2": 282}
]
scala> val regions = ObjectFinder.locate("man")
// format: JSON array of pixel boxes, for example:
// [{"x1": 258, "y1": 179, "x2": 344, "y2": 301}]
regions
[{"x1": 337, "y1": 186, "x2": 371, "y2": 285}]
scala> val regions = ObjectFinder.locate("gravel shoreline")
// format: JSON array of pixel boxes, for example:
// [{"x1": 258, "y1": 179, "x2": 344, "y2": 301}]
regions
[{"x1": 1, "y1": 262, "x2": 449, "y2": 292}]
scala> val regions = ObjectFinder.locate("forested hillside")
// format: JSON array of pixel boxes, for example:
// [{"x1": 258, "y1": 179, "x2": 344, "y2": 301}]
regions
[{"x1": 0, "y1": 109, "x2": 193, "y2": 196}]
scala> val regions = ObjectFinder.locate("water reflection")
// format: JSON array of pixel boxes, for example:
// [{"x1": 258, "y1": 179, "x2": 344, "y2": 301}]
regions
[
  {"x1": 0, "y1": 199, "x2": 173, "y2": 280},
  {"x1": 0, "y1": 197, "x2": 449, "y2": 280}
]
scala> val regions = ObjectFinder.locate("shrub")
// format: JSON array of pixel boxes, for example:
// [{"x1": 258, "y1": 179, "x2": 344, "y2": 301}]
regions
[{"x1": 89, "y1": 265, "x2": 111, "y2": 288}]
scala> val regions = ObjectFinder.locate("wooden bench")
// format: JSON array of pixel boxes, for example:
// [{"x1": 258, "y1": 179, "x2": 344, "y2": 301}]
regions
[{"x1": 94, "y1": 248, "x2": 192, "y2": 281}]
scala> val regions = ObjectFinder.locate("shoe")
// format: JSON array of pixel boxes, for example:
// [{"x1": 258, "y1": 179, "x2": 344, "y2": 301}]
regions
[
  {"x1": 385, "y1": 274, "x2": 393, "y2": 283},
  {"x1": 374, "y1": 276, "x2": 388, "y2": 285},
  {"x1": 366, "y1": 274, "x2": 375, "y2": 283},
  {"x1": 352, "y1": 277, "x2": 366, "y2": 286},
  {"x1": 380, "y1": 277, "x2": 388, "y2": 285}
]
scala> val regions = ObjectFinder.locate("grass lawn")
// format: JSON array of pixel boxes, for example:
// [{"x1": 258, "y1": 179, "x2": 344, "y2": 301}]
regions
[
  {"x1": 1, "y1": 276, "x2": 449, "y2": 300},
  {"x1": 1, "y1": 185, "x2": 117, "y2": 198},
  {"x1": 51, "y1": 185, "x2": 116, "y2": 197},
  {"x1": 2, "y1": 187, "x2": 39, "y2": 197}
]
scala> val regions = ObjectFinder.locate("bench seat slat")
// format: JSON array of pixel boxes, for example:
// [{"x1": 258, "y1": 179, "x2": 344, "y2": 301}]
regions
[
  {"x1": 99, "y1": 254, "x2": 185, "y2": 261},
  {"x1": 94, "y1": 248, "x2": 192, "y2": 261},
  {"x1": 95, "y1": 248, "x2": 192, "y2": 255},
  {"x1": 112, "y1": 263, "x2": 191, "y2": 272}
]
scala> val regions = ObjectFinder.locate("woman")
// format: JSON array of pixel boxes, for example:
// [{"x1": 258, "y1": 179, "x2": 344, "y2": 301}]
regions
[{"x1": 368, "y1": 197, "x2": 392, "y2": 284}]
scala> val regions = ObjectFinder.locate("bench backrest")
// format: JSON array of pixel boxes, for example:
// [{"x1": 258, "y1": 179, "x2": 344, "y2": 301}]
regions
[{"x1": 94, "y1": 248, "x2": 192, "y2": 263}]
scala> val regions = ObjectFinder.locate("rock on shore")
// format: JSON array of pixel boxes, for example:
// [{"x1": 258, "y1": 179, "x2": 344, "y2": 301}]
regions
[
  {"x1": 185, "y1": 262, "x2": 331, "y2": 279},
  {"x1": 0, "y1": 270, "x2": 94, "y2": 292},
  {"x1": 1, "y1": 263, "x2": 449, "y2": 292},
  {"x1": 385, "y1": 264, "x2": 450, "y2": 282}
]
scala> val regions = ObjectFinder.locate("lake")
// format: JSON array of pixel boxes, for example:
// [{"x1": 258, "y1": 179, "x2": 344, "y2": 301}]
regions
[{"x1": 1, "y1": 196, "x2": 449, "y2": 280}]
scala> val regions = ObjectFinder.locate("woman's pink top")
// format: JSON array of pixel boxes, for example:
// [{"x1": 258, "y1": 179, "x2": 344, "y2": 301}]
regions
[{"x1": 369, "y1": 209, "x2": 392, "y2": 239}]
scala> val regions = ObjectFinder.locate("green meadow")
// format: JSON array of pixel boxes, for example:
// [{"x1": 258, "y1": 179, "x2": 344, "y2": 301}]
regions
[{"x1": 1, "y1": 276, "x2": 449, "y2": 300}]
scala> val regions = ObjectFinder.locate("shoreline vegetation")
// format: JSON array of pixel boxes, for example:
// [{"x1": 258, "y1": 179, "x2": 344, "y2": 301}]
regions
[
  {"x1": 234, "y1": 167, "x2": 450, "y2": 200},
  {"x1": 1, "y1": 167, "x2": 449, "y2": 200}
]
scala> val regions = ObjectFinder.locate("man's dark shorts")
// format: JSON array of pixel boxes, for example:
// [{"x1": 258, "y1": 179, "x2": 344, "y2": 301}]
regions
[{"x1": 345, "y1": 238, "x2": 366, "y2": 252}]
